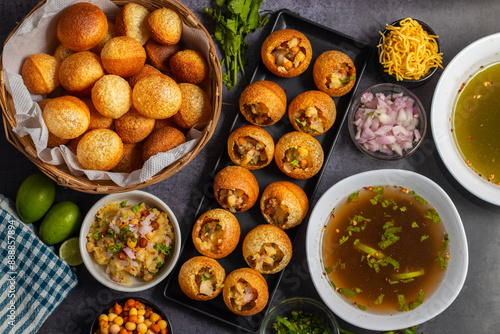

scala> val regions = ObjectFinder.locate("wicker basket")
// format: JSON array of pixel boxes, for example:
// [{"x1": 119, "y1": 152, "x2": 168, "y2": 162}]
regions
[{"x1": 0, "y1": 0, "x2": 222, "y2": 194}]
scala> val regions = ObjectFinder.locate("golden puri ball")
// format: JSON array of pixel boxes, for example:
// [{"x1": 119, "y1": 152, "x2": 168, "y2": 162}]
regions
[
  {"x1": 77, "y1": 129, "x2": 124, "y2": 171},
  {"x1": 21, "y1": 53, "x2": 60, "y2": 95},
  {"x1": 101, "y1": 36, "x2": 146, "y2": 78},
  {"x1": 59, "y1": 51, "x2": 105, "y2": 95},
  {"x1": 56, "y1": 2, "x2": 108, "y2": 52},
  {"x1": 91, "y1": 74, "x2": 132, "y2": 119},
  {"x1": 132, "y1": 75, "x2": 182, "y2": 119},
  {"x1": 42, "y1": 96, "x2": 90, "y2": 140}
]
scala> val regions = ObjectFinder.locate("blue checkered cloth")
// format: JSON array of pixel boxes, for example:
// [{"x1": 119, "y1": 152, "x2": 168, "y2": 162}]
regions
[{"x1": 0, "y1": 194, "x2": 78, "y2": 334}]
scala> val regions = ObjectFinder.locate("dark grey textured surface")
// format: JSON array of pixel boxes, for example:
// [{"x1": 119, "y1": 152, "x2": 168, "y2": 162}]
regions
[{"x1": 1, "y1": 0, "x2": 500, "y2": 333}]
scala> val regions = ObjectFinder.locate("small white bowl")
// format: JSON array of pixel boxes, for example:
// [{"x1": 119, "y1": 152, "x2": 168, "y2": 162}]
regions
[
  {"x1": 79, "y1": 190, "x2": 181, "y2": 292},
  {"x1": 431, "y1": 32, "x2": 500, "y2": 205},
  {"x1": 306, "y1": 169, "x2": 468, "y2": 331}
]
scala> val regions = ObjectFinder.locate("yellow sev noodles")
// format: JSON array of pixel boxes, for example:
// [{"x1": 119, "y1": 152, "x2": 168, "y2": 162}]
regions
[{"x1": 378, "y1": 18, "x2": 443, "y2": 81}]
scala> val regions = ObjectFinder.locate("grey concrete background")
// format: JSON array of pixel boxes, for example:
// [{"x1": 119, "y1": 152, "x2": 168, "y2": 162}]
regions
[{"x1": 1, "y1": 0, "x2": 500, "y2": 333}]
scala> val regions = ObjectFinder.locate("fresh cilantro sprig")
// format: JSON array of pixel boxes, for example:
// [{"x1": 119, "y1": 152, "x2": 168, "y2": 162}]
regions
[{"x1": 204, "y1": 0, "x2": 269, "y2": 89}]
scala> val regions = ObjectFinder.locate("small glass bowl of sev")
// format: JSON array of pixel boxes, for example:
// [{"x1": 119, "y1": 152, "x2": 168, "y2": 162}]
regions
[{"x1": 377, "y1": 18, "x2": 443, "y2": 87}]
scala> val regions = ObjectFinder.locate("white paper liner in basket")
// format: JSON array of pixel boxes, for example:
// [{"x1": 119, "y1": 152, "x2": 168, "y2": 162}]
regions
[{"x1": 2, "y1": 0, "x2": 212, "y2": 187}]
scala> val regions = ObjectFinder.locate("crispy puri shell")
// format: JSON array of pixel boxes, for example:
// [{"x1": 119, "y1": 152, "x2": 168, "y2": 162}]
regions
[
  {"x1": 21, "y1": 53, "x2": 60, "y2": 95},
  {"x1": 223, "y1": 268, "x2": 269, "y2": 316},
  {"x1": 172, "y1": 83, "x2": 212, "y2": 129},
  {"x1": 288, "y1": 90, "x2": 336, "y2": 136},
  {"x1": 111, "y1": 142, "x2": 143, "y2": 173},
  {"x1": 261, "y1": 29, "x2": 312, "y2": 78},
  {"x1": 76, "y1": 129, "x2": 123, "y2": 171},
  {"x1": 213, "y1": 166, "x2": 259, "y2": 213},
  {"x1": 227, "y1": 125, "x2": 275, "y2": 170},
  {"x1": 115, "y1": 107, "x2": 155, "y2": 143},
  {"x1": 169, "y1": 50, "x2": 208, "y2": 85},
  {"x1": 56, "y1": 2, "x2": 108, "y2": 52},
  {"x1": 145, "y1": 39, "x2": 181, "y2": 72},
  {"x1": 192, "y1": 208, "x2": 240, "y2": 259},
  {"x1": 127, "y1": 64, "x2": 162, "y2": 88},
  {"x1": 101, "y1": 36, "x2": 146, "y2": 78},
  {"x1": 43, "y1": 95, "x2": 90, "y2": 139},
  {"x1": 59, "y1": 51, "x2": 104, "y2": 94},
  {"x1": 242, "y1": 224, "x2": 292, "y2": 274},
  {"x1": 146, "y1": 8, "x2": 183, "y2": 45},
  {"x1": 275, "y1": 131, "x2": 324, "y2": 179},
  {"x1": 260, "y1": 181, "x2": 309, "y2": 230},
  {"x1": 132, "y1": 74, "x2": 182, "y2": 119},
  {"x1": 115, "y1": 3, "x2": 150, "y2": 45},
  {"x1": 141, "y1": 125, "x2": 186, "y2": 162},
  {"x1": 239, "y1": 80, "x2": 286, "y2": 126},
  {"x1": 178, "y1": 256, "x2": 226, "y2": 301},
  {"x1": 313, "y1": 50, "x2": 356, "y2": 97}
]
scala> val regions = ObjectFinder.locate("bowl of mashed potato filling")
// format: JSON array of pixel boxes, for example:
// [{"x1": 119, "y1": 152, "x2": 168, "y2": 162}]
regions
[{"x1": 80, "y1": 190, "x2": 181, "y2": 292}]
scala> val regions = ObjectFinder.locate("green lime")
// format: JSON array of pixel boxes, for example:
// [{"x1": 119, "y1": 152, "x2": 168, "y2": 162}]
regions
[
  {"x1": 39, "y1": 201, "x2": 82, "y2": 245},
  {"x1": 59, "y1": 237, "x2": 83, "y2": 266},
  {"x1": 16, "y1": 173, "x2": 56, "y2": 224}
]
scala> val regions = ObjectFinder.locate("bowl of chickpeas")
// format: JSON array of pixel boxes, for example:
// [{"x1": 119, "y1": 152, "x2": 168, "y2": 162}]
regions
[{"x1": 91, "y1": 297, "x2": 172, "y2": 334}]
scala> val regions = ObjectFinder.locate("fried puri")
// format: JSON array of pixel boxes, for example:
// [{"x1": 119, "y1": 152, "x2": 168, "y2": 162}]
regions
[
  {"x1": 90, "y1": 19, "x2": 116, "y2": 55},
  {"x1": 77, "y1": 129, "x2": 123, "y2": 171},
  {"x1": 192, "y1": 209, "x2": 240, "y2": 259},
  {"x1": 21, "y1": 53, "x2": 60, "y2": 95},
  {"x1": 313, "y1": 50, "x2": 356, "y2": 97},
  {"x1": 101, "y1": 36, "x2": 146, "y2": 77},
  {"x1": 170, "y1": 49, "x2": 208, "y2": 84},
  {"x1": 81, "y1": 97, "x2": 114, "y2": 130},
  {"x1": 260, "y1": 181, "x2": 309, "y2": 230},
  {"x1": 172, "y1": 83, "x2": 211, "y2": 129},
  {"x1": 115, "y1": 107, "x2": 155, "y2": 143},
  {"x1": 288, "y1": 90, "x2": 336, "y2": 136},
  {"x1": 261, "y1": 29, "x2": 312, "y2": 78},
  {"x1": 179, "y1": 256, "x2": 225, "y2": 301},
  {"x1": 56, "y1": 2, "x2": 108, "y2": 52},
  {"x1": 275, "y1": 131, "x2": 324, "y2": 179},
  {"x1": 53, "y1": 44, "x2": 75, "y2": 64},
  {"x1": 223, "y1": 268, "x2": 268, "y2": 316},
  {"x1": 227, "y1": 125, "x2": 274, "y2": 170},
  {"x1": 111, "y1": 143, "x2": 143, "y2": 173},
  {"x1": 145, "y1": 38, "x2": 181, "y2": 72},
  {"x1": 91, "y1": 74, "x2": 132, "y2": 119},
  {"x1": 42, "y1": 96, "x2": 90, "y2": 139},
  {"x1": 59, "y1": 51, "x2": 105, "y2": 95},
  {"x1": 127, "y1": 64, "x2": 162, "y2": 88},
  {"x1": 141, "y1": 125, "x2": 186, "y2": 162},
  {"x1": 132, "y1": 74, "x2": 182, "y2": 119},
  {"x1": 213, "y1": 166, "x2": 259, "y2": 213},
  {"x1": 115, "y1": 3, "x2": 150, "y2": 45},
  {"x1": 239, "y1": 80, "x2": 287, "y2": 126},
  {"x1": 242, "y1": 224, "x2": 292, "y2": 274},
  {"x1": 146, "y1": 8, "x2": 183, "y2": 45}
]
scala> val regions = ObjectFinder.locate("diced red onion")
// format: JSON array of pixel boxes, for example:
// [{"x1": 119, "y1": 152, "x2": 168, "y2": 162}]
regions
[
  {"x1": 129, "y1": 224, "x2": 138, "y2": 233},
  {"x1": 353, "y1": 92, "x2": 421, "y2": 156},
  {"x1": 130, "y1": 260, "x2": 139, "y2": 267},
  {"x1": 109, "y1": 223, "x2": 120, "y2": 235},
  {"x1": 120, "y1": 260, "x2": 126, "y2": 266},
  {"x1": 123, "y1": 247, "x2": 135, "y2": 259},
  {"x1": 139, "y1": 225, "x2": 153, "y2": 236},
  {"x1": 141, "y1": 212, "x2": 156, "y2": 226},
  {"x1": 164, "y1": 236, "x2": 172, "y2": 247}
]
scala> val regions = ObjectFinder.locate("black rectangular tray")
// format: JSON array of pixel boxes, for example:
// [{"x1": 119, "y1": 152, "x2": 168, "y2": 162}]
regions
[{"x1": 164, "y1": 9, "x2": 371, "y2": 333}]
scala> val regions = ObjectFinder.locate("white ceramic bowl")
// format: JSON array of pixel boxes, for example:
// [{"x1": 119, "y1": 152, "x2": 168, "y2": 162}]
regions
[
  {"x1": 79, "y1": 190, "x2": 181, "y2": 292},
  {"x1": 431, "y1": 32, "x2": 500, "y2": 205},
  {"x1": 306, "y1": 169, "x2": 468, "y2": 331}
]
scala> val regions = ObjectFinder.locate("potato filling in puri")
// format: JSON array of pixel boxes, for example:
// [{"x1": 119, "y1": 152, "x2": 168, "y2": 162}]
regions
[
  {"x1": 196, "y1": 267, "x2": 218, "y2": 296},
  {"x1": 228, "y1": 279, "x2": 258, "y2": 311},
  {"x1": 271, "y1": 37, "x2": 306, "y2": 71},
  {"x1": 233, "y1": 136, "x2": 268, "y2": 166},
  {"x1": 263, "y1": 198, "x2": 289, "y2": 226},
  {"x1": 294, "y1": 106, "x2": 326, "y2": 134},
  {"x1": 196, "y1": 218, "x2": 223, "y2": 253},
  {"x1": 326, "y1": 62, "x2": 355, "y2": 89},
  {"x1": 218, "y1": 188, "x2": 248, "y2": 213},
  {"x1": 244, "y1": 103, "x2": 272, "y2": 125},
  {"x1": 247, "y1": 242, "x2": 284, "y2": 271},
  {"x1": 282, "y1": 146, "x2": 311, "y2": 173}
]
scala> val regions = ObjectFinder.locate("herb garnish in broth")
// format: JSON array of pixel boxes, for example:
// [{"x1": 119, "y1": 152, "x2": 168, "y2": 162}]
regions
[{"x1": 322, "y1": 186, "x2": 449, "y2": 313}]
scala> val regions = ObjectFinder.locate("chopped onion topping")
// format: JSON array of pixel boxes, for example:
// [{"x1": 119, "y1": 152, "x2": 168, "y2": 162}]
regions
[
  {"x1": 123, "y1": 247, "x2": 136, "y2": 259},
  {"x1": 353, "y1": 92, "x2": 421, "y2": 156}
]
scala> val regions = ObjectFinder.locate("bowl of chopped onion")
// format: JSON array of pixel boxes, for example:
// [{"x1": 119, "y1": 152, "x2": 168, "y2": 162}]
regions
[
  {"x1": 377, "y1": 18, "x2": 442, "y2": 87},
  {"x1": 347, "y1": 83, "x2": 427, "y2": 160}
]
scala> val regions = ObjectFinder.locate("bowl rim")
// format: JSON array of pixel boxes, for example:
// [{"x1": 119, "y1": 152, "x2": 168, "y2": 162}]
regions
[
  {"x1": 431, "y1": 32, "x2": 500, "y2": 206},
  {"x1": 260, "y1": 297, "x2": 341, "y2": 334},
  {"x1": 306, "y1": 169, "x2": 468, "y2": 331},
  {"x1": 79, "y1": 190, "x2": 182, "y2": 292},
  {"x1": 347, "y1": 83, "x2": 427, "y2": 161},
  {"x1": 377, "y1": 18, "x2": 440, "y2": 84},
  {"x1": 89, "y1": 296, "x2": 173, "y2": 334}
]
